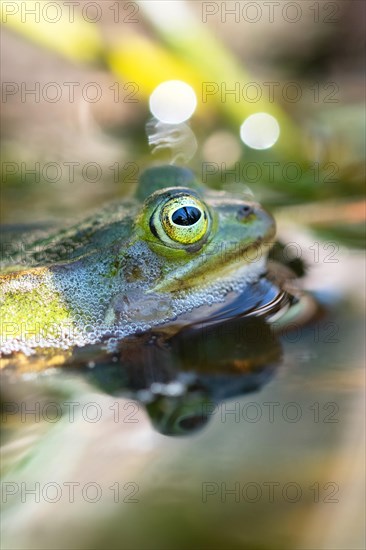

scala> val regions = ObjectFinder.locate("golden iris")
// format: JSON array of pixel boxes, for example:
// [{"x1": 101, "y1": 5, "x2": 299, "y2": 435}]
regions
[{"x1": 153, "y1": 194, "x2": 210, "y2": 246}]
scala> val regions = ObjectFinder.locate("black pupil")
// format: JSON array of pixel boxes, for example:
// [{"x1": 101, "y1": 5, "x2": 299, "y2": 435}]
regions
[{"x1": 171, "y1": 206, "x2": 201, "y2": 226}]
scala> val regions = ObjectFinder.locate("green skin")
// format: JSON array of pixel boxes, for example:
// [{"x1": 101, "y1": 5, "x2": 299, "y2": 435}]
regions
[{"x1": 0, "y1": 166, "x2": 275, "y2": 357}]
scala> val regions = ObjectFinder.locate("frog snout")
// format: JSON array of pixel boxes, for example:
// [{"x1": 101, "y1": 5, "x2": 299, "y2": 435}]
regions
[{"x1": 236, "y1": 203, "x2": 276, "y2": 237}]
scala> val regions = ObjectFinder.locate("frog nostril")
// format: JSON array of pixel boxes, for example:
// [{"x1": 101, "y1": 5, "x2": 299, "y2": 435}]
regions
[{"x1": 237, "y1": 205, "x2": 254, "y2": 221}]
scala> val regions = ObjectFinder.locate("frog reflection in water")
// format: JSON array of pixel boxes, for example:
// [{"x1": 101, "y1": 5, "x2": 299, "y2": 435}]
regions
[
  {"x1": 68, "y1": 314, "x2": 283, "y2": 436},
  {"x1": 1, "y1": 166, "x2": 305, "y2": 435},
  {"x1": 1, "y1": 166, "x2": 277, "y2": 357}
]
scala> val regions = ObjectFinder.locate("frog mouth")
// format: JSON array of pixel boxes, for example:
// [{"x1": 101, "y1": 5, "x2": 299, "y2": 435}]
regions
[
  {"x1": 152, "y1": 235, "x2": 274, "y2": 294},
  {"x1": 199, "y1": 236, "x2": 273, "y2": 281}
]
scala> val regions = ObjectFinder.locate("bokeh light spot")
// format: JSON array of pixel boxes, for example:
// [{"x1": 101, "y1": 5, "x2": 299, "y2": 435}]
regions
[
  {"x1": 240, "y1": 113, "x2": 280, "y2": 150},
  {"x1": 202, "y1": 131, "x2": 242, "y2": 166},
  {"x1": 149, "y1": 80, "x2": 197, "y2": 124}
]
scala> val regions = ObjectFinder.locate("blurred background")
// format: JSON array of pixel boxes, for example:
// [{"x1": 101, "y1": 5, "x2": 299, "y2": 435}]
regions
[
  {"x1": 1, "y1": 1, "x2": 365, "y2": 549},
  {"x1": 1, "y1": 0, "x2": 365, "y2": 234}
]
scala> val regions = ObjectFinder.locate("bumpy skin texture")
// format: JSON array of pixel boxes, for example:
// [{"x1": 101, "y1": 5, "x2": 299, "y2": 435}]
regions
[{"x1": 0, "y1": 166, "x2": 275, "y2": 355}]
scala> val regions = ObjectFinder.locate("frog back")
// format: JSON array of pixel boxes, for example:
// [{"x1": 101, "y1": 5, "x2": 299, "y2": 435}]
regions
[{"x1": 1, "y1": 199, "x2": 139, "y2": 273}]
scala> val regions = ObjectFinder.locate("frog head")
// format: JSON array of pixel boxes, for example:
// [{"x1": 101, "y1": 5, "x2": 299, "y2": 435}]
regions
[{"x1": 127, "y1": 166, "x2": 276, "y2": 293}]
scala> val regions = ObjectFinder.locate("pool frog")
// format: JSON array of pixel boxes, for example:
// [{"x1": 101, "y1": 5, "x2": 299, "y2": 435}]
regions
[{"x1": 0, "y1": 165, "x2": 277, "y2": 359}]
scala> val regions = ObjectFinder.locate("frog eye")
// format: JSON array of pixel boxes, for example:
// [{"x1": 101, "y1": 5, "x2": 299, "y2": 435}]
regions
[{"x1": 150, "y1": 193, "x2": 210, "y2": 246}]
